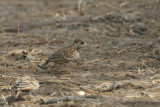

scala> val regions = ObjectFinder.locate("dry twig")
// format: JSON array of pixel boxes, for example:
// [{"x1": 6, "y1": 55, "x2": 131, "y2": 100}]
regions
[
  {"x1": 96, "y1": 81, "x2": 134, "y2": 92},
  {"x1": 68, "y1": 81, "x2": 99, "y2": 94},
  {"x1": 40, "y1": 95, "x2": 102, "y2": 104}
]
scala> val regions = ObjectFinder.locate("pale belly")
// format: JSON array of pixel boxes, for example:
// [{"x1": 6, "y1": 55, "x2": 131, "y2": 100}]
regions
[{"x1": 73, "y1": 51, "x2": 79, "y2": 59}]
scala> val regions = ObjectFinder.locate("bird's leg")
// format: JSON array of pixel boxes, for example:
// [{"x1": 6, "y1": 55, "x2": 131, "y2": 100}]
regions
[
  {"x1": 57, "y1": 64, "x2": 63, "y2": 71},
  {"x1": 71, "y1": 59, "x2": 80, "y2": 68},
  {"x1": 56, "y1": 63, "x2": 61, "y2": 68},
  {"x1": 63, "y1": 63, "x2": 67, "y2": 68},
  {"x1": 76, "y1": 59, "x2": 83, "y2": 66},
  {"x1": 63, "y1": 63, "x2": 73, "y2": 74},
  {"x1": 56, "y1": 63, "x2": 65, "y2": 72},
  {"x1": 15, "y1": 91, "x2": 21, "y2": 98}
]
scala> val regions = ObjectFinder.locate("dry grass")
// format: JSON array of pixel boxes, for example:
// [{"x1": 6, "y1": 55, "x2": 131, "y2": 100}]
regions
[{"x1": 0, "y1": 0, "x2": 160, "y2": 106}]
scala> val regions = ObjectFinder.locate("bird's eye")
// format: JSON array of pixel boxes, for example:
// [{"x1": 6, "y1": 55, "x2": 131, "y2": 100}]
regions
[{"x1": 81, "y1": 42, "x2": 85, "y2": 44}]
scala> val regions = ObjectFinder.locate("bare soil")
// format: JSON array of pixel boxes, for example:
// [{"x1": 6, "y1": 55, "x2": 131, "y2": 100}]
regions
[{"x1": 0, "y1": 0, "x2": 160, "y2": 106}]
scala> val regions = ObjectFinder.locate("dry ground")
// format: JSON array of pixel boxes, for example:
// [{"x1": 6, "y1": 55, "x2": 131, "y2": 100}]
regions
[{"x1": 0, "y1": 0, "x2": 160, "y2": 106}]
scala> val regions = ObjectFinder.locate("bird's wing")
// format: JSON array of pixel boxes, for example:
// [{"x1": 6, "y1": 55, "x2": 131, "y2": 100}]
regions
[{"x1": 48, "y1": 46, "x2": 79, "y2": 61}]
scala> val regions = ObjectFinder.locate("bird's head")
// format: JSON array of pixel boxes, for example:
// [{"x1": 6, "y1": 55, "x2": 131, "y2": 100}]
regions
[{"x1": 72, "y1": 39, "x2": 87, "y2": 50}]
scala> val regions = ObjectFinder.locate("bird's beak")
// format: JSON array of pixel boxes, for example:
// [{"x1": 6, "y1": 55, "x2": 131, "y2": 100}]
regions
[{"x1": 83, "y1": 43, "x2": 87, "y2": 46}]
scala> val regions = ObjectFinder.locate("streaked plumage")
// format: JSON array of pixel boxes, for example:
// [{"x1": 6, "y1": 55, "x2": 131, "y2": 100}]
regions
[
  {"x1": 40, "y1": 39, "x2": 87, "y2": 68},
  {"x1": 11, "y1": 76, "x2": 39, "y2": 98}
]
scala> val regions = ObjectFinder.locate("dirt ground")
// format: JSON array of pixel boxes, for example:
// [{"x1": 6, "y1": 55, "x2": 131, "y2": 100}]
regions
[{"x1": 0, "y1": 0, "x2": 160, "y2": 106}]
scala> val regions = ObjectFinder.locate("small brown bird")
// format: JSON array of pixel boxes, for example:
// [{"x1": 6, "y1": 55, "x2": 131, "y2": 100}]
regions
[
  {"x1": 11, "y1": 76, "x2": 40, "y2": 99},
  {"x1": 40, "y1": 39, "x2": 87, "y2": 68}
]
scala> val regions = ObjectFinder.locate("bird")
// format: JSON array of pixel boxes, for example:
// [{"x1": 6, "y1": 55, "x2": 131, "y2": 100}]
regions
[
  {"x1": 11, "y1": 76, "x2": 40, "y2": 99},
  {"x1": 39, "y1": 39, "x2": 87, "y2": 68}
]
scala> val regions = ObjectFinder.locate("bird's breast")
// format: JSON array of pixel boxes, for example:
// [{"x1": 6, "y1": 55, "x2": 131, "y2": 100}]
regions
[{"x1": 72, "y1": 51, "x2": 79, "y2": 59}]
